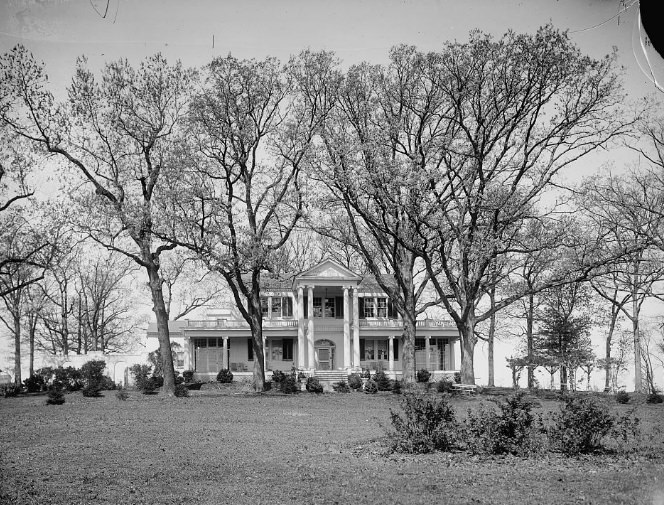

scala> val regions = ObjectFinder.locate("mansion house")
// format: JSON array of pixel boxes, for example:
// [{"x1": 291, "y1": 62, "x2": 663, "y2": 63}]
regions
[{"x1": 148, "y1": 259, "x2": 460, "y2": 381}]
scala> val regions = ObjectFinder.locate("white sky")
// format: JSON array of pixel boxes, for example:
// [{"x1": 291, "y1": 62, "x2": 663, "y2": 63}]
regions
[{"x1": 1, "y1": 0, "x2": 662, "y2": 388}]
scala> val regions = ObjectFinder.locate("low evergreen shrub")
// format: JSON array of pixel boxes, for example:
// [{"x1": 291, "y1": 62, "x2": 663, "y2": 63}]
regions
[
  {"x1": 279, "y1": 375, "x2": 299, "y2": 394},
  {"x1": 183, "y1": 370, "x2": 195, "y2": 382},
  {"x1": 548, "y1": 396, "x2": 616, "y2": 455},
  {"x1": 360, "y1": 369, "x2": 371, "y2": 379},
  {"x1": 115, "y1": 388, "x2": 129, "y2": 401},
  {"x1": 436, "y1": 377, "x2": 454, "y2": 393},
  {"x1": 23, "y1": 375, "x2": 45, "y2": 393},
  {"x1": 306, "y1": 376, "x2": 323, "y2": 394},
  {"x1": 2, "y1": 385, "x2": 21, "y2": 398},
  {"x1": 174, "y1": 383, "x2": 189, "y2": 397},
  {"x1": 129, "y1": 364, "x2": 153, "y2": 392},
  {"x1": 216, "y1": 369, "x2": 233, "y2": 383},
  {"x1": 82, "y1": 383, "x2": 103, "y2": 397},
  {"x1": 615, "y1": 391, "x2": 630, "y2": 404},
  {"x1": 388, "y1": 393, "x2": 458, "y2": 453},
  {"x1": 332, "y1": 381, "x2": 350, "y2": 393},
  {"x1": 373, "y1": 371, "x2": 392, "y2": 391},
  {"x1": 364, "y1": 379, "x2": 378, "y2": 394},
  {"x1": 464, "y1": 392, "x2": 544, "y2": 456},
  {"x1": 416, "y1": 369, "x2": 431, "y2": 383},
  {"x1": 647, "y1": 392, "x2": 663, "y2": 404},
  {"x1": 271, "y1": 370, "x2": 286, "y2": 384},
  {"x1": 46, "y1": 389, "x2": 65, "y2": 405},
  {"x1": 392, "y1": 380, "x2": 402, "y2": 394},
  {"x1": 347, "y1": 373, "x2": 362, "y2": 390}
]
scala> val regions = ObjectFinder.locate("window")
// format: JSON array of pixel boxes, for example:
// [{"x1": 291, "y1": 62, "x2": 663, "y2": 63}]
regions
[
  {"x1": 364, "y1": 339, "x2": 374, "y2": 360},
  {"x1": 261, "y1": 297, "x2": 269, "y2": 316},
  {"x1": 175, "y1": 352, "x2": 185, "y2": 368},
  {"x1": 363, "y1": 298, "x2": 375, "y2": 318},
  {"x1": 271, "y1": 339, "x2": 283, "y2": 361},
  {"x1": 325, "y1": 298, "x2": 335, "y2": 318},
  {"x1": 283, "y1": 339, "x2": 293, "y2": 360},
  {"x1": 247, "y1": 339, "x2": 254, "y2": 361},
  {"x1": 313, "y1": 297, "x2": 322, "y2": 317},
  {"x1": 335, "y1": 296, "x2": 344, "y2": 318},
  {"x1": 415, "y1": 338, "x2": 425, "y2": 351},
  {"x1": 377, "y1": 298, "x2": 387, "y2": 318},
  {"x1": 282, "y1": 297, "x2": 293, "y2": 317},
  {"x1": 376, "y1": 340, "x2": 388, "y2": 360}
]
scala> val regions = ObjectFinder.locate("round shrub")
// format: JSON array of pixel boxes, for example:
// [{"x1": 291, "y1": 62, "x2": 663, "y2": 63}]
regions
[
  {"x1": 615, "y1": 391, "x2": 630, "y2": 404},
  {"x1": 82, "y1": 383, "x2": 103, "y2": 398},
  {"x1": 347, "y1": 373, "x2": 362, "y2": 390},
  {"x1": 183, "y1": 370, "x2": 195, "y2": 383},
  {"x1": 437, "y1": 377, "x2": 454, "y2": 393},
  {"x1": 174, "y1": 383, "x2": 190, "y2": 398},
  {"x1": 280, "y1": 375, "x2": 299, "y2": 394},
  {"x1": 392, "y1": 380, "x2": 402, "y2": 394},
  {"x1": 333, "y1": 381, "x2": 350, "y2": 393},
  {"x1": 373, "y1": 371, "x2": 392, "y2": 391},
  {"x1": 548, "y1": 396, "x2": 615, "y2": 455},
  {"x1": 360, "y1": 369, "x2": 371, "y2": 379},
  {"x1": 23, "y1": 375, "x2": 45, "y2": 393},
  {"x1": 272, "y1": 370, "x2": 287, "y2": 384},
  {"x1": 416, "y1": 369, "x2": 431, "y2": 383},
  {"x1": 216, "y1": 369, "x2": 233, "y2": 383},
  {"x1": 115, "y1": 388, "x2": 129, "y2": 401},
  {"x1": 647, "y1": 392, "x2": 663, "y2": 404},
  {"x1": 306, "y1": 376, "x2": 324, "y2": 394},
  {"x1": 364, "y1": 379, "x2": 378, "y2": 394},
  {"x1": 46, "y1": 389, "x2": 65, "y2": 405}
]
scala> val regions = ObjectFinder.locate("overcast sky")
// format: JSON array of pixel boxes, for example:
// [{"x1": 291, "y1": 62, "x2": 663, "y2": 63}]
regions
[{"x1": 1, "y1": 0, "x2": 662, "y2": 388}]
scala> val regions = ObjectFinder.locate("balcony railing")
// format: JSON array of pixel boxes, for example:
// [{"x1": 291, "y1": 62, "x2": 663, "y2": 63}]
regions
[
  {"x1": 186, "y1": 319, "x2": 298, "y2": 329},
  {"x1": 360, "y1": 319, "x2": 456, "y2": 329}
]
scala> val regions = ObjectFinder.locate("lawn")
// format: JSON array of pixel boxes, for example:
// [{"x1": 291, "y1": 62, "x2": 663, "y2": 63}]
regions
[{"x1": 1, "y1": 387, "x2": 663, "y2": 505}]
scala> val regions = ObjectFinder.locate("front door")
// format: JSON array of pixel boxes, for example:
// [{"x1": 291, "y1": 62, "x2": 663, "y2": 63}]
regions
[{"x1": 317, "y1": 347, "x2": 333, "y2": 370}]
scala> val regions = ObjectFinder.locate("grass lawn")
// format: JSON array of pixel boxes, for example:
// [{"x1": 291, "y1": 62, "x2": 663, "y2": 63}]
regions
[{"x1": 1, "y1": 387, "x2": 663, "y2": 505}]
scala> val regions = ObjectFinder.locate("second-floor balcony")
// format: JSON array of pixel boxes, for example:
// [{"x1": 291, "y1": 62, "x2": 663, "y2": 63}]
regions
[{"x1": 185, "y1": 317, "x2": 456, "y2": 330}]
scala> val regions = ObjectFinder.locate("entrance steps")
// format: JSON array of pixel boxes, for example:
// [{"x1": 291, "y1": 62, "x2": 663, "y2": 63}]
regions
[{"x1": 313, "y1": 370, "x2": 349, "y2": 385}]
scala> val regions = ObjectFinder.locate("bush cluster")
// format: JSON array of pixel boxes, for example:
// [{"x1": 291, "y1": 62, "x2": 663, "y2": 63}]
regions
[
  {"x1": 46, "y1": 389, "x2": 65, "y2": 405},
  {"x1": 387, "y1": 392, "x2": 641, "y2": 457},
  {"x1": 174, "y1": 383, "x2": 190, "y2": 398},
  {"x1": 182, "y1": 370, "x2": 195, "y2": 383},
  {"x1": 373, "y1": 371, "x2": 392, "y2": 391},
  {"x1": 615, "y1": 391, "x2": 630, "y2": 404},
  {"x1": 216, "y1": 369, "x2": 234, "y2": 383},
  {"x1": 647, "y1": 392, "x2": 663, "y2": 404},
  {"x1": 272, "y1": 369, "x2": 300, "y2": 394},
  {"x1": 306, "y1": 376, "x2": 324, "y2": 394},
  {"x1": 436, "y1": 377, "x2": 454, "y2": 393},
  {"x1": 347, "y1": 373, "x2": 362, "y2": 390},
  {"x1": 364, "y1": 379, "x2": 378, "y2": 394},
  {"x1": 332, "y1": 381, "x2": 351, "y2": 393},
  {"x1": 416, "y1": 369, "x2": 431, "y2": 383},
  {"x1": 389, "y1": 393, "x2": 457, "y2": 453},
  {"x1": 23, "y1": 375, "x2": 46, "y2": 393}
]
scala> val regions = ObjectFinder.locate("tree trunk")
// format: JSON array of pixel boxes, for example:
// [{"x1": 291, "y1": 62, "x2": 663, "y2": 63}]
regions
[
  {"x1": 147, "y1": 263, "x2": 176, "y2": 396},
  {"x1": 13, "y1": 314, "x2": 21, "y2": 386},
  {"x1": 604, "y1": 309, "x2": 617, "y2": 392},
  {"x1": 400, "y1": 314, "x2": 417, "y2": 385},
  {"x1": 28, "y1": 314, "x2": 36, "y2": 377},
  {"x1": 487, "y1": 286, "x2": 496, "y2": 387},
  {"x1": 632, "y1": 294, "x2": 642, "y2": 393},
  {"x1": 559, "y1": 365, "x2": 568, "y2": 392},
  {"x1": 458, "y1": 312, "x2": 477, "y2": 384},
  {"x1": 526, "y1": 293, "x2": 535, "y2": 389},
  {"x1": 248, "y1": 291, "x2": 266, "y2": 392}
]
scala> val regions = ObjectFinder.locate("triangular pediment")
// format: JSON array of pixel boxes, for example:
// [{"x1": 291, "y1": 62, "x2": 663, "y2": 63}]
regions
[{"x1": 296, "y1": 258, "x2": 362, "y2": 283}]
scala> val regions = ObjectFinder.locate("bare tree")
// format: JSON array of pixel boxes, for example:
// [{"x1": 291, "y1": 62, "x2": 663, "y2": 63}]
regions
[
  {"x1": 164, "y1": 52, "x2": 332, "y2": 391},
  {"x1": 0, "y1": 47, "x2": 194, "y2": 395}
]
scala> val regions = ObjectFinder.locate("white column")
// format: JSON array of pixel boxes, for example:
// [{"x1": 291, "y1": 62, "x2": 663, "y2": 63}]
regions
[
  {"x1": 352, "y1": 288, "x2": 360, "y2": 368},
  {"x1": 388, "y1": 336, "x2": 394, "y2": 372},
  {"x1": 425, "y1": 335, "x2": 430, "y2": 371},
  {"x1": 307, "y1": 285, "x2": 315, "y2": 370},
  {"x1": 343, "y1": 286, "x2": 350, "y2": 369},
  {"x1": 263, "y1": 335, "x2": 267, "y2": 371},
  {"x1": 267, "y1": 296, "x2": 272, "y2": 320},
  {"x1": 223, "y1": 337, "x2": 228, "y2": 370},
  {"x1": 297, "y1": 287, "x2": 305, "y2": 368}
]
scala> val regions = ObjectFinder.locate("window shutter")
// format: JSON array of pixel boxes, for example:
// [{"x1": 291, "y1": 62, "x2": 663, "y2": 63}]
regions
[
  {"x1": 360, "y1": 339, "x2": 365, "y2": 360},
  {"x1": 359, "y1": 297, "x2": 365, "y2": 319},
  {"x1": 303, "y1": 296, "x2": 308, "y2": 318},
  {"x1": 393, "y1": 339, "x2": 399, "y2": 361},
  {"x1": 336, "y1": 297, "x2": 343, "y2": 318},
  {"x1": 388, "y1": 300, "x2": 396, "y2": 318}
]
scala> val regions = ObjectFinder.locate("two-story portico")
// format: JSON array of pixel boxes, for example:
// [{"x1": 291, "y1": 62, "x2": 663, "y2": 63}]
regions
[{"x1": 149, "y1": 259, "x2": 459, "y2": 380}]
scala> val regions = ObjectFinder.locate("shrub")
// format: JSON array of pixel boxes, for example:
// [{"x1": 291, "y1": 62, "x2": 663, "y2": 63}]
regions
[
  {"x1": 392, "y1": 380, "x2": 402, "y2": 394},
  {"x1": 46, "y1": 389, "x2": 65, "y2": 405},
  {"x1": 81, "y1": 383, "x2": 103, "y2": 397},
  {"x1": 23, "y1": 375, "x2": 45, "y2": 393},
  {"x1": 174, "y1": 383, "x2": 190, "y2": 397},
  {"x1": 416, "y1": 369, "x2": 431, "y2": 383},
  {"x1": 436, "y1": 377, "x2": 454, "y2": 394},
  {"x1": 347, "y1": 373, "x2": 362, "y2": 390},
  {"x1": 306, "y1": 376, "x2": 324, "y2": 394},
  {"x1": 279, "y1": 375, "x2": 299, "y2": 394},
  {"x1": 548, "y1": 396, "x2": 616, "y2": 455},
  {"x1": 272, "y1": 370, "x2": 286, "y2": 384},
  {"x1": 454, "y1": 372, "x2": 461, "y2": 384},
  {"x1": 360, "y1": 369, "x2": 371, "y2": 379},
  {"x1": 81, "y1": 360, "x2": 106, "y2": 386},
  {"x1": 129, "y1": 364, "x2": 153, "y2": 391},
  {"x1": 388, "y1": 393, "x2": 458, "y2": 453},
  {"x1": 183, "y1": 370, "x2": 195, "y2": 382},
  {"x1": 98, "y1": 376, "x2": 116, "y2": 390},
  {"x1": 216, "y1": 369, "x2": 233, "y2": 383},
  {"x1": 373, "y1": 371, "x2": 392, "y2": 391},
  {"x1": 2, "y1": 385, "x2": 21, "y2": 398},
  {"x1": 175, "y1": 375, "x2": 185, "y2": 385},
  {"x1": 647, "y1": 392, "x2": 663, "y2": 404},
  {"x1": 464, "y1": 392, "x2": 544, "y2": 456},
  {"x1": 364, "y1": 379, "x2": 378, "y2": 394},
  {"x1": 151, "y1": 376, "x2": 164, "y2": 388},
  {"x1": 115, "y1": 388, "x2": 129, "y2": 401},
  {"x1": 333, "y1": 381, "x2": 350, "y2": 393},
  {"x1": 53, "y1": 366, "x2": 83, "y2": 391},
  {"x1": 615, "y1": 390, "x2": 630, "y2": 404}
]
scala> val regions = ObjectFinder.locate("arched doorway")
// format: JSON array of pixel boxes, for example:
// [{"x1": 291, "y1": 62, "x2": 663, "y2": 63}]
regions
[{"x1": 314, "y1": 339, "x2": 335, "y2": 370}]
